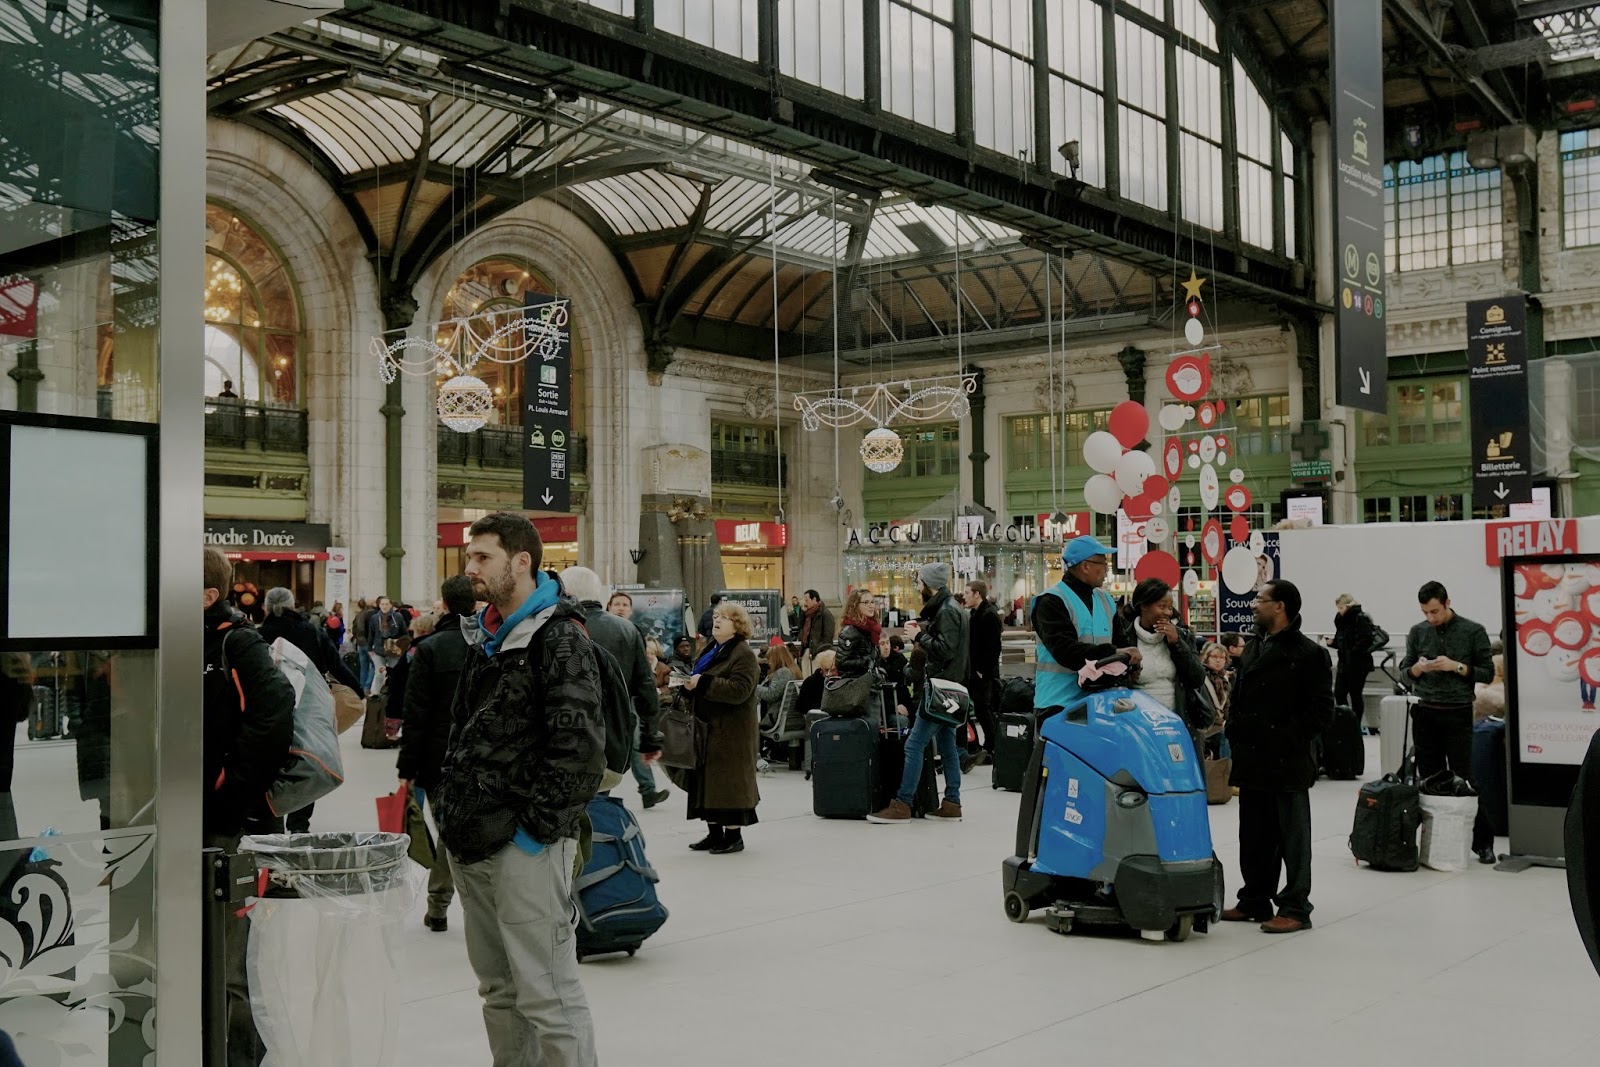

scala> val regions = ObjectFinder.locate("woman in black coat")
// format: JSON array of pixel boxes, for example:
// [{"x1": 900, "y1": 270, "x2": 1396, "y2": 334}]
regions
[{"x1": 1330, "y1": 594, "x2": 1380, "y2": 713}]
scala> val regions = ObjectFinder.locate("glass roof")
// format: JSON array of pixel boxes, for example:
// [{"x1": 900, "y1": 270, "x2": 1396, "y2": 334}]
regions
[{"x1": 1529, "y1": 3, "x2": 1600, "y2": 63}]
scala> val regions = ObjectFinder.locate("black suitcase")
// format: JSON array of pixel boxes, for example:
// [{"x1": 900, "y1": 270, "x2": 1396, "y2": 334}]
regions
[
  {"x1": 811, "y1": 715, "x2": 878, "y2": 818},
  {"x1": 992, "y1": 711, "x2": 1036, "y2": 792},
  {"x1": 1473, "y1": 717, "x2": 1509, "y2": 837},
  {"x1": 998, "y1": 677, "x2": 1036, "y2": 718},
  {"x1": 360, "y1": 694, "x2": 397, "y2": 750},
  {"x1": 1320, "y1": 704, "x2": 1365, "y2": 780},
  {"x1": 874, "y1": 733, "x2": 939, "y2": 816}
]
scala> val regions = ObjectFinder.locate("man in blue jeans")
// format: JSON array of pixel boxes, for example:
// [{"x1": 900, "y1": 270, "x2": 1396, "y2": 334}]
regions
[{"x1": 870, "y1": 562, "x2": 968, "y2": 824}]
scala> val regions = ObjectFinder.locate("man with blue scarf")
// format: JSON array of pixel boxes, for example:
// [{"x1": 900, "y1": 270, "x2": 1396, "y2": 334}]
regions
[
  {"x1": 434, "y1": 513, "x2": 606, "y2": 1067},
  {"x1": 1033, "y1": 536, "x2": 1142, "y2": 712}
]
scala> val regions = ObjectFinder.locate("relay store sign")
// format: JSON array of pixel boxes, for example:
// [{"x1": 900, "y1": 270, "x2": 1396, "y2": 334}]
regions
[
  {"x1": 713, "y1": 520, "x2": 788, "y2": 550},
  {"x1": 1485, "y1": 519, "x2": 1577, "y2": 566},
  {"x1": 438, "y1": 517, "x2": 578, "y2": 548},
  {"x1": 204, "y1": 521, "x2": 331, "y2": 561}
]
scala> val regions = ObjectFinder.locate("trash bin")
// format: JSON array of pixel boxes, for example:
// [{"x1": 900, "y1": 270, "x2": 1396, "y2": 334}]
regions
[{"x1": 239, "y1": 832, "x2": 419, "y2": 1067}]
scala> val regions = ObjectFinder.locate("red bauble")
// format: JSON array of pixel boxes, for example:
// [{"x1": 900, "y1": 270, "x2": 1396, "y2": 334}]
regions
[
  {"x1": 1108, "y1": 401, "x2": 1150, "y2": 448},
  {"x1": 1135, "y1": 550, "x2": 1181, "y2": 588}
]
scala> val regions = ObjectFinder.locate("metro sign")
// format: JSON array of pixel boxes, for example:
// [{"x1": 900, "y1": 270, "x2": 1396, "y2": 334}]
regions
[{"x1": 1485, "y1": 519, "x2": 1577, "y2": 566}]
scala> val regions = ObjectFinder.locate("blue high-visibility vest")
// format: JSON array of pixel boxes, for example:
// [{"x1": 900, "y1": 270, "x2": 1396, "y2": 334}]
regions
[{"x1": 1034, "y1": 581, "x2": 1116, "y2": 711}]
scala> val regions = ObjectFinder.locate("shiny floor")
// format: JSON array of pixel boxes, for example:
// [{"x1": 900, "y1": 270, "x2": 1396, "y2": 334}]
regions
[{"x1": 313, "y1": 730, "x2": 1596, "y2": 1066}]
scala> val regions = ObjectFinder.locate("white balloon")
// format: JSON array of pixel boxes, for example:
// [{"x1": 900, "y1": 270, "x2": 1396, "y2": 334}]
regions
[
  {"x1": 1083, "y1": 431, "x2": 1124, "y2": 475},
  {"x1": 1216, "y1": 451, "x2": 1229, "y2": 467},
  {"x1": 1188, "y1": 454, "x2": 1201, "y2": 470},
  {"x1": 1183, "y1": 569, "x2": 1201, "y2": 596},
  {"x1": 1249, "y1": 531, "x2": 1266, "y2": 556},
  {"x1": 1150, "y1": 500, "x2": 1165, "y2": 517},
  {"x1": 1230, "y1": 468, "x2": 1246, "y2": 484},
  {"x1": 1113, "y1": 449, "x2": 1157, "y2": 496},
  {"x1": 1549, "y1": 647, "x2": 1582, "y2": 683},
  {"x1": 1168, "y1": 486, "x2": 1182, "y2": 510},
  {"x1": 1199, "y1": 435, "x2": 1218, "y2": 463},
  {"x1": 1146, "y1": 517, "x2": 1170, "y2": 543},
  {"x1": 1184, "y1": 534, "x2": 1197, "y2": 549},
  {"x1": 1199, "y1": 463, "x2": 1220, "y2": 511},
  {"x1": 1183, "y1": 406, "x2": 1196, "y2": 419},
  {"x1": 1221, "y1": 546, "x2": 1259, "y2": 595},
  {"x1": 1184, "y1": 317, "x2": 1204, "y2": 347},
  {"x1": 1159, "y1": 405, "x2": 1187, "y2": 431},
  {"x1": 1084, "y1": 474, "x2": 1123, "y2": 515}
]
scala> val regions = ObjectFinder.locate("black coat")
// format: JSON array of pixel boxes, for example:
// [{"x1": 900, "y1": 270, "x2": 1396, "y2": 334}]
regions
[
  {"x1": 203, "y1": 604, "x2": 296, "y2": 837},
  {"x1": 967, "y1": 599, "x2": 1003, "y2": 686},
  {"x1": 915, "y1": 588, "x2": 969, "y2": 683},
  {"x1": 1226, "y1": 618, "x2": 1335, "y2": 792},
  {"x1": 260, "y1": 611, "x2": 361, "y2": 692},
  {"x1": 1332, "y1": 606, "x2": 1379, "y2": 678},
  {"x1": 580, "y1": 601, "x2": 661, "y2": 751},
  {"x1": 397, "y1": 614, "x2": 470, "y2": 791}
]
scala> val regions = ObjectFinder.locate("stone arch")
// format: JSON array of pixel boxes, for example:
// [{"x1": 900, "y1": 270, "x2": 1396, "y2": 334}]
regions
[{"x1": 413, "y1": 195, "x2": 647, "y2": 585}]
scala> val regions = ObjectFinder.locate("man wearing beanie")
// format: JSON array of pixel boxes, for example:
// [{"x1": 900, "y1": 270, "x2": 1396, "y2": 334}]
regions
[
  {"x1": 1033, "y1": 535, "x2": 1141, "y2": 713},
  {"x1": 869, "y1": 561, "x2": 968, "y2": 823}
]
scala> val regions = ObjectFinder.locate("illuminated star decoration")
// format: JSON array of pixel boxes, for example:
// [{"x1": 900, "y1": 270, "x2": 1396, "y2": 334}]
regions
[{"x1": 1181, "y1": 269, "x2": 1207, "y2": 302}]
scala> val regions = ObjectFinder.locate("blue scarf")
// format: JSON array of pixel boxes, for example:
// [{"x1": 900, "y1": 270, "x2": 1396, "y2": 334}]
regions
[
  {"x1": 478, "y1": 572, "x2": 560, "y2": 658},
  {"x1": 694, "y1": 640, "x2": 726, "y2": 674}
]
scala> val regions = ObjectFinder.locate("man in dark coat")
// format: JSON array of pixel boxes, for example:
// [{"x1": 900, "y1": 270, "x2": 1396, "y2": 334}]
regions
[
  {"x1": 1222, "y1": 578, "x2": 1333, "y2": 934},
  {"x1": 397, "y1": 574, "x2": 475, "y2": 931},
  {"x1": 799, "y1": 589, "x2": 836, "y2": 660},
  {"x1": 963, "y1": 580, "x2": 1003, "y2": 760}
]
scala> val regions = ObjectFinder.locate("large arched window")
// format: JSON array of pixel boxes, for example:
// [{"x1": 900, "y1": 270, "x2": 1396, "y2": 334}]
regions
[
  {"x1": 437, "y1": 257, "x2": 584, "y2": 429},
  {"x1": 203, "y1": 203, "x2": 302, "y2": 406}
]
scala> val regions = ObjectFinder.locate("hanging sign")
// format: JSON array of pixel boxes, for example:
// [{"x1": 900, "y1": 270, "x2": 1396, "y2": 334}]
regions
[
  {"x1": 1330, "y1": 0, "x2": 1388, "y2": 414},
  {"x1": 1468, "y1": 296, "x2": 1533, "y2": 509},
  {"x1": 522, "y1": 294, "x2": 573, "y2": 513}
]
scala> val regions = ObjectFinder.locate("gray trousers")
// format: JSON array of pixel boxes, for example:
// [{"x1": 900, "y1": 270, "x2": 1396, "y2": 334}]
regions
[{"x1": 451, "y1": 839, "x2": 596, "y2": 1067}]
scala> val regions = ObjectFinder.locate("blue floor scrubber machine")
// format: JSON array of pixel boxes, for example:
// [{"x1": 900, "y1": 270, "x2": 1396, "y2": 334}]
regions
[{"x1": 1001, "y1": 681, "x2": 1223, "y2": 942}]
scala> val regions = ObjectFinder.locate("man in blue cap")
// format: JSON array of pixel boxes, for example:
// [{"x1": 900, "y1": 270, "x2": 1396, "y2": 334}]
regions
[{"x1": 1032, "y1": 535, "x2": 1141, "y2": 712}]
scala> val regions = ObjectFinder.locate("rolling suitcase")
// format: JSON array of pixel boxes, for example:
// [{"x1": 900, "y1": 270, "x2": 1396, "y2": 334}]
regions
[
  {"x1": 991, "y1": 711, "x2": 1037, "y2": 792},
  {"x1": 1351, "y1": 707, "x2": 1421, "y2": 871},
  {"x1": 360, "y1": 694, "x2": 397, "y2": 750},
  {"x1": 870, "y1": 731, "x2": 939, "y2": 816},
  {"x1": 1380, "y1": 694, "x2": 1415, "y2": 777},
  {"x1": 811, "y1": 715, "x2": 878, "y2": 818},
  {"x1": 575, "y1": 794, "x2": 667, "y2": 961},
  {"x1": 1319, "y1": 704, "x2": 1366, "y2": 780}
]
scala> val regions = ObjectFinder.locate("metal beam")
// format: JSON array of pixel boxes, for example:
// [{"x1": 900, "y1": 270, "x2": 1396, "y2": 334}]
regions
[
  {"x1": 207, "y1": 58, "x2": 344, "y2": 108},
  {"x1": 1384, "y1": 0, "x2": 1521, "y2": 123}
]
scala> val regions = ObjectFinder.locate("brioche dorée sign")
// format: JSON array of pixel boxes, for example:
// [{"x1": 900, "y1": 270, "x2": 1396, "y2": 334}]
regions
[
  {"x1": 1485, "y1": 519, "x2": 1576, "y2": 566},
  {"x1": 203, "y1": 521, "x2": 332, "y2": 562}
]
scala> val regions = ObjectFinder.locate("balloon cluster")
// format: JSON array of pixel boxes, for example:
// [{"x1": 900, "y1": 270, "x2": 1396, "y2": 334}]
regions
[
  {"x1": 1513, "y1": 562, "x2": 1600, "y2": 686},
  {"x1": 1081, "y1": 400, "x2": 1181, "y2": 587}
]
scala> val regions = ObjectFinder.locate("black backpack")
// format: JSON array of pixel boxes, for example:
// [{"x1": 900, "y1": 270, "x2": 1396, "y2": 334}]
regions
[
  {"x1": 530, "y1": 619, "x2": 636, "y2": 776},
  {"x1": 999, "y1": 676, "x2": 1036, "y2": 717}
]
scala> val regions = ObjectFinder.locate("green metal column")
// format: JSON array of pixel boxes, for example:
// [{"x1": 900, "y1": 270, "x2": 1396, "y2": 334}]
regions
[
  {"x1": 6, "y1": 340, "x2": 41, "y2": 411},
  {"x1": 863, "y1": 0, "x2": 881, "y2": 110},
  {"x1": 1163, "y1": 6, "x2": 1181, "y2": 220},
  {"x1": 1031, "y1": 0, "x2": 1051, "y2": 176},
  {"x1": 1101, "y1": 2, "x2": 1120, "y2": 198},
  {"x1": 1218, "y1": 36, "x2": 1240, "y2": 240},
  {"x1": 968, "y1": 369, "x2": 988, "y2": 509},
  {"x1": 381, "y1": 290, "x2": 416, "y2": 599},
  {"x1": 953, "y1": 0, "x2": 974, "y2": 147}
]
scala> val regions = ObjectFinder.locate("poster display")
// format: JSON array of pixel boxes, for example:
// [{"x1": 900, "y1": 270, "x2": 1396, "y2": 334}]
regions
[
  {"x1": 716, "y1": 589, "x2": 783, "y2": 643},
  {"x1": 1506, "y1": 557, "x2": 1600, "y2": 765},
  {"x1": 626, "y1": 588, "x2": 687, "y2": 649},
  {"x1": 1219, "y1": 532, "x2": 1279, "y2": 633},
  {"x1": 325, "y1": 546, "x2": 350, "y2": 609}
]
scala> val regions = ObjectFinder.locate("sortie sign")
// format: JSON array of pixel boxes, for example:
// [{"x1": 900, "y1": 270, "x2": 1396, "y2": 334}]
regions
[
  {"x1": 522, "y1": 293, "x2": 573, "y2": 513},
  {"x1": 1330, "y1": 0, "x2": 1388, "y2": 414},
  {"x1": 1467, "y1": 296, "x2": 1532, "y2": 509}
]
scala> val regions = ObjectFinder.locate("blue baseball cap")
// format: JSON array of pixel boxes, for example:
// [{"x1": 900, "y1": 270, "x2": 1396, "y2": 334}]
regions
[{"x1": 1063, "y1": 535, "x2": 1112, "y2": 567}]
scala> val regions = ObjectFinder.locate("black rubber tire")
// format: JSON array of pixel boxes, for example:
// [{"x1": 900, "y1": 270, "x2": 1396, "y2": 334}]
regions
[
  {"x1": 1164, "y1": 915, "x2": 1194, "y2": 942},
  {"x1": 1003, "y1": 892, "x2": 1028, "y2": 923}
]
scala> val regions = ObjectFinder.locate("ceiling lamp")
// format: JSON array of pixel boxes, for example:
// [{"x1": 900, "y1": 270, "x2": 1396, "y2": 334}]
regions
[
  {"x1": 436, "y1": 373, "x2": 493, "y2": 434},
  {"x1": 860, "y1": 426, "x2": 904, "y2": 474}
]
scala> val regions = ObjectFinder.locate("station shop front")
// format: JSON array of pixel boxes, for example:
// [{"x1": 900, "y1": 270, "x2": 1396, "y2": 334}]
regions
[
  {"x1": 437, "y1": 514, "x2": 580, "y2": 580},
  {"x1": 203, "y1": 520, "x2": 332, "y2": 613},
  {"x1": 714, "y1": 519, "x2": 788, "y2": 593}
]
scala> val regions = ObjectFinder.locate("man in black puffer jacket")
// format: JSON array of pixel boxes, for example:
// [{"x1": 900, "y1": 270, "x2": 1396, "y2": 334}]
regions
[
  {"x1": 1223, "y1": 579, "x2": 1333, "y2": 935},
  {"x1": 397, "y1": 574, "x2": 475, "y2": 932}
]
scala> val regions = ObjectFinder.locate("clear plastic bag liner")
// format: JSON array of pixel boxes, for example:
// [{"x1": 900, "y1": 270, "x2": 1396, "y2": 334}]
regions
[
  {"x1": 240, "y1": 832, "x2": 422, "y2": 1067},
  {"x1": 1419, "y1": 794, "x2": 1478, "y2": 873}
]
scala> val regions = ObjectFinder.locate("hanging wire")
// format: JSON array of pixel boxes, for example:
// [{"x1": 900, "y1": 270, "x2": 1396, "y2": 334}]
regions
[
  {"x1": 1046, "y1": 248, "x2": 1057, "y2": 515},
  {"x1": 830, "y1": 188, "x2": 841, "y2": 496},
  {"x1": 771, "y1": 151, "x2": 784, "y2": 522}
]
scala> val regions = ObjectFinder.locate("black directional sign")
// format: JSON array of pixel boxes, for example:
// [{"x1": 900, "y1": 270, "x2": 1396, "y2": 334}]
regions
[
  {"x1": 522, "y1": 294, "x2": 573, "y2": 513},
  {"x1": 1467, "y1": 296, "x2": 1532, "y2": 510},
  {"x1": 1330, "y1": 0, "x2": 1388, "y2": 414}
]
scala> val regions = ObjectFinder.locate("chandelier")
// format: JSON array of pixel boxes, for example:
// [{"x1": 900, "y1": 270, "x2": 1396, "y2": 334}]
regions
[{"x1": 372, "y1": 300, "x2": 570, "y2": 433}]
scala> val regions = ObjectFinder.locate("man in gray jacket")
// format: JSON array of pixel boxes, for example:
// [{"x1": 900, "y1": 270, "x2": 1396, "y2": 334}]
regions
[
  {"x1": 869, "y1": 562, "x2": 968, "y2": 824},
  {"x1": 562, "y1": 567, "x2": 666, "y2": 805}
]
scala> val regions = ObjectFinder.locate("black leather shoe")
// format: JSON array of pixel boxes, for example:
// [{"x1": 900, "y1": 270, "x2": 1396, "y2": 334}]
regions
[
  {"x1": 423, "y1": 915, "x2": 448, "y2": 933},
  {"x1": 710, "y1": 835, "x2": 745, "y2": 855},
  {"x1": 642, "y1": 789, "x2": 670, "y2": 809},
  {"x1": 1477, "y1": 847, "x2": 1498, "y2": 865},
  {"x1": 689, "y1": 831, "x2": 724, "y2": 851}
]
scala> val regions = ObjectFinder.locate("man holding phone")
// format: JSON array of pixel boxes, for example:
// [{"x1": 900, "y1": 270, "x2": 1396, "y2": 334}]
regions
[{"x1": 1400, "y1": 580, "x2": 1496, "y2": 864}]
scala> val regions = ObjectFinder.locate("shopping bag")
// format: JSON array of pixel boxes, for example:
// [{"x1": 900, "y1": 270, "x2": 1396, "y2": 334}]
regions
[
  {"x1": 404, "y1": 796, "x2": 436, "y2": 868},
  {"x1": 1204, "y1": 756, "x2": 1233, "y2": 805},
  {"x1": 376, "y1": 783, "x2": 409, "y2": 834},
  {"x1": 328, "y1": 680, "x2": 365, "y2": 734}
]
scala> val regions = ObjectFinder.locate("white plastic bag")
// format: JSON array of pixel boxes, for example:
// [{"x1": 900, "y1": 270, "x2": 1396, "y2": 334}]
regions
[
  {"x1": 241, "y1": 833, "x2": 421, "y2": 1067},
  {"x1": 267, "y1": 638, "x2": 345, "y2": 817},
  {"x1": 1419, "y1": 793, "x2": 1478, "y2": 872}
]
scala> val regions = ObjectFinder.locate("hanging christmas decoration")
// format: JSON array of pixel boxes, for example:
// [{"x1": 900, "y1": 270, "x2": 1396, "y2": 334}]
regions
[
  {"x1": 859, "y1": 426, "x2": 905, "y2": 474},
  {"x1": 436, "y1": 373, "x2": 494, "y2": 433}
]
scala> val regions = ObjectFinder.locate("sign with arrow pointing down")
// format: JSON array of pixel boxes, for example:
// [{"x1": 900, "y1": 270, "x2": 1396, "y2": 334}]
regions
[
  {"x1": 1467, "y1": 295, "x2": 1532, "y2": 511},
  {"x1": 522, "y1": 293, "x2": 574, "y2": 514}
]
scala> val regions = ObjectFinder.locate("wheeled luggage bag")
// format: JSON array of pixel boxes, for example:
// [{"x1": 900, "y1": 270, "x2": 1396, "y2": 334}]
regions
[
  {"x1": 1351, "y1": 707, "x2": 1422, "y2": 871},
  {"x1": 1380, "y1": 694, "x2": 1415, "y2": 777},
  {"x1": 811, "y1": 715, "x2": 878, "y2": 818},
  {"x1": 991, "y1": 710, "x2": 1037, "y2": 792},
  {"x1": 874, "y1": 733, "x2": 938, "y2": 816},
  {"x1": 1319, "y1": 704, "x2": 1366, "y2": 780},
  {"x1": 359, "y1": 694, "x2": 396, "y2": 750},
  {"x1": 576, "y1": 794, "x2": 667, "y2": 960}
]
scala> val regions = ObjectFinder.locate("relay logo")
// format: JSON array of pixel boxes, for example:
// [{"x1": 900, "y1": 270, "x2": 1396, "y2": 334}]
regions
[{"x1": 1528, "y1": 745, "x2": 1544, "y2": 755}]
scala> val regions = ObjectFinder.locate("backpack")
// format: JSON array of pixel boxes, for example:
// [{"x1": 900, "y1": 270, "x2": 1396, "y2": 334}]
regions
[
  {"x1": 575, "y1": 793, "x2": 667, "y2": 959},
  {"x1": 531, "y1": 619, "x2": 637, "y2": 776},
  {"x1": 1367, "y1": 624, "x2": 1391, "y2": 656},
  {"x1": 219, "y1": 630, "x2": 346, "y2": 818}
]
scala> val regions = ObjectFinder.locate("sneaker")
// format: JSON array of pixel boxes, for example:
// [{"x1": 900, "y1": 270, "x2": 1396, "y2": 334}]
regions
[
  {"x1": 867, "y1": 800, "x2": 912, "y2": 824},
  {"x1": 642, "y1": 789, "x2": 670, "y2": 809},
  {"x1": 1260, "y1": 915, "x2": 1310, "y2": 934},
  {"x1": 930, "y1": 800, "x2": 963, "y2": 821}
]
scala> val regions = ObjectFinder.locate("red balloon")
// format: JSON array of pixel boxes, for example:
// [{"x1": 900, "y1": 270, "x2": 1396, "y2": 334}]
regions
[
  {"x1": 1122, "y1": 494, "x2": 1154, "y2": 521},
  {"x1": 1141, "y1": 474, "x2": 1171, "y2": 500},
  {"x1": 1108, "y1": 401, "x2": 1150, "y2": 448},
  {"x1": 1135, "y1": 550, "x2": 1181, "y2": 588},
  {"x1": 1230, "y1": 514, "x2": 1250, "y2": 544}
]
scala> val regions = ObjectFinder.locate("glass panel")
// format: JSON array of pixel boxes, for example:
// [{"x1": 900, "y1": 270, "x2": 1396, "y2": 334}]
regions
[
  {"x1": 972, "y1": 0, "x2": 1031, "y2": 54},
  {"x1": 973, "y1": 42, "x2": 1034, "y2": 159},
  {"x1": 1395, "y1": 385, "x2": 1428, "y2": 444},
  {"x1": 1431, "y1": 380, "x2": 1464, "y2": 444},
  {"x1": 1120, "y1": 108, "x2": 1168, "y2": 211},
  {"x1": 1050, "y1": 75, "x2": 1106, "y2": 187},
  {"x1": 1233, "y1": 59, "x2": 1272, "y2": 163},
  {"x1": 881, "y1": 1, "x2": 956, "y2": 132},
  {"x1": 1115, "y1": 20, "x2": 1165, "y2": 116},
  {"x1": 1173, "y1": 0, "x2": 1216, "y2": 48},
  {"x1": 1575, "y1": 361, "x2": 1600, "y2": 444},
  {"x1": 1008, "y1": 415, "x2": 1038, "y2": 471},
  {"x1": 1363, "y1": 497, "x2": 1393, "y2": 524},
  {"x1": 1561, "y1": 128, "x2": 1600, "y2": 249},
  {"x1": 1364, "y1": 409, "x2": 1391, "y2": 447},
  {"x1": 202, "y1": 206, "x2": 301, "y2": 407},
  {"x1": 1398, "y1": 495, "x2": 1428, "y2": 522},
  {"x1": 1433, "y1": 493, "x2": 1465, "y2": 521},
  {"x1": 1450, "y1": 153, "x2": 1503, "y2": 266},
  {"x1": 1180, "y1": 133, "x2": 1222, "y2": 231},
  {"x1": 656, "y1": 0, "x2": 759, "y2": 61},
  {"x1": 1046, "y1": 0, "x2": 1102, "y2": 86},
  {"x1": 1239, "y1": 160, "x2": 1272, "y2": 249},
  {"x1": 779, "y1": 0, "x2": 865, "y2": 98},
  {"x1": 1392, "y1": 155, "x2": 1450, "y2": 272}
]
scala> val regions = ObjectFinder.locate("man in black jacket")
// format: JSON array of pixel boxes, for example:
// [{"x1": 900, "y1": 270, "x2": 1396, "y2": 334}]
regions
[
  {"x1": 397, "y1": 575, "x2": 475, "y2": 932},
  {"x1": 202, "y1": 548, "x2": 295, "y2": 1066},
  {"x1": 561, "y1": 566, "x2": 665, "y2": 807},
  {"x1": 1222, "y1": 579, "x2": 1333, "y2": 934},
  {"x1": 436, "y1": 513, "x2": 604, "y2": 1064},
  {"x1": 963, "y1": 580, "x2": 1003, "y2": 761}
]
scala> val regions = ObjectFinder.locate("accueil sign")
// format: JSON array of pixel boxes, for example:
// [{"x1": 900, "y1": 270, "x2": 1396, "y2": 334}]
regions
[{"x1": 845, "y1": 521, "x2": 1047, "y2": 547}]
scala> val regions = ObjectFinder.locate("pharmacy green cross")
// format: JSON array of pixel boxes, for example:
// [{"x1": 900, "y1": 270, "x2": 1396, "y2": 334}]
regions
[{"x1": 1291, "y1": 420, "x2": 1330, "y2": 459}]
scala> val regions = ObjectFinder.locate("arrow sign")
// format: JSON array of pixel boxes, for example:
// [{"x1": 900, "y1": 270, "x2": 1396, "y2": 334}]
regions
[
  {"x1": 542, "y1": 490, "x2": 553, "y2": 505},
  {"x1": 522, "y1": 293, "x2": 574, "y2": 513},
  {"x1": 1358, "y1": 367, "x2": 1371, "y2": 395},
  {"x1": 1494, "y1": 483, "x2": 1510, "y2": 500}
]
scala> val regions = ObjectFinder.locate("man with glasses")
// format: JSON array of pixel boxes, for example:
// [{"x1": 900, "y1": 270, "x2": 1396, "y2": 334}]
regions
[
  {"x1": 1221, "y1": 579, "x2": 1333, "y2": 934},
  {"x1": 1031, "y1": 536, "x2": 1142, "y2": 714}
]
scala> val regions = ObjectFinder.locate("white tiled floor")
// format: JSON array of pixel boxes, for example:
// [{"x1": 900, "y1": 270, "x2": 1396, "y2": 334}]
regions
[{"x1": 312, "y1": 731, "x2": 1598, "y2": 1066}]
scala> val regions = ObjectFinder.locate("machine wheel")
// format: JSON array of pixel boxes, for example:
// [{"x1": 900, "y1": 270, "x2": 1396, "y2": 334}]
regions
[
  {"x1": 1003, "y1": 892, "x2": 1029, "y2": 923},
  {"x1": 1164, "y1": 915, "x2": 1194, "y2": 943}
]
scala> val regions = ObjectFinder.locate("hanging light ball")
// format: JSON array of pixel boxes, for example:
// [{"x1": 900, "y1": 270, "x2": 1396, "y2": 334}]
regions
[
  {"x1": 860, "y1": 426, "x2": 904, "y2": 474},
  {"x1": 437, "y1": 373, "x2": 493, "y2": 433}
]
